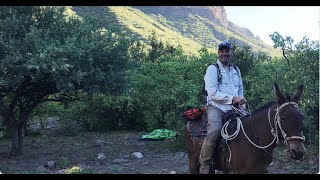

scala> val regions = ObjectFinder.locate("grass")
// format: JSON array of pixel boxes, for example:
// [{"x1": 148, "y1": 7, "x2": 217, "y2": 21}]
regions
[
  {"x1": 69, "y1": 6, "x2": 282, "y2": 57},
  {"x1": 109, "y1": 164, "x2": 123, "y2": 173},
  {"x1": 75, "y1": 168, "x2": 97, "y2": 174},
  {"x1": 56, "y1": 156, "x2": 70, "y2": 169}
]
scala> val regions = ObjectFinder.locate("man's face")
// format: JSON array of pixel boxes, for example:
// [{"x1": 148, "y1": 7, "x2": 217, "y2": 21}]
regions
[{"x1": 218, "y1": 47, "x2": 232, "y2": 65}]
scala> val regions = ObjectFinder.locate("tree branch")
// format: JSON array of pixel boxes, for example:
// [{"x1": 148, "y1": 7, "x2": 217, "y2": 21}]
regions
[{"x1": 282, "y1": 49, "x2": 290, "y2": 67}]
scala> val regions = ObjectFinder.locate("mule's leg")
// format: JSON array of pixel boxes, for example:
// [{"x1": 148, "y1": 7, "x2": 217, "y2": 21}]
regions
[
  {"x1": 206, "y1": 147, "x2": 231, "y2": 175},
  {"x1": 188, "y1": 155, "x2": 200, "y2": 173},
  {"x1": 185, "y1": 131, "x2": 201, "y2": 174},
  {"x1": 188, "y1": 152, "x2": 200, "y2": 174}
]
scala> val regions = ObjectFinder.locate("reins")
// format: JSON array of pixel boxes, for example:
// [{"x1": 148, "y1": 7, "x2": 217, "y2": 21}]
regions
[{"x1": 221, "y1": 102, "x2": 305, "y2": 162}]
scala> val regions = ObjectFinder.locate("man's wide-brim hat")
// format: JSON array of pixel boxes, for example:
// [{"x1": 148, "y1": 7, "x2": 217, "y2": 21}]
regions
[{"x1": 218, "y1": 41, "x2": 232, "y2": 50}]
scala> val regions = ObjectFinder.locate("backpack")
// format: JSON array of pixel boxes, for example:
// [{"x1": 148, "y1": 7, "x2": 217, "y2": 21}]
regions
[
  {"x1": 201, "y1": 63, "x2": 240, "y2": 104},
  {"x1": 181, "y1": 107, "x2": 207, "y2": 121}
]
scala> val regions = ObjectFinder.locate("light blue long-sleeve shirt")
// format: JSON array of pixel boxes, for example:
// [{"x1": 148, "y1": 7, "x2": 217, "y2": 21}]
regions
[{"x1": 204, "y1": 60, "x2": 244, "y2": 113}]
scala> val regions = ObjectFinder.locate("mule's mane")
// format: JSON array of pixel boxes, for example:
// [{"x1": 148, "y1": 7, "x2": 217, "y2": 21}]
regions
[
  {"x1": 243, "y1": 101, "x2": 276, "y2": 119},
  {"x1": 242, "y1": 93, "x2": 293, "y2": 119}
]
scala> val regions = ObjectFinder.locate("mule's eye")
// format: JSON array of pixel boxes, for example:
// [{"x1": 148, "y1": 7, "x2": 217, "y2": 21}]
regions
[{"x1": 281, "y1": 117, "x2": 286, "y2": 121}]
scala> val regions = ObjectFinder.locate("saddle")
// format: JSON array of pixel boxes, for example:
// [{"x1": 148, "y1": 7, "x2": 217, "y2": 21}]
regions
[
  {"x1": 184, "y1": 110, "x2": 239, "y2": 173},
  {"x1": 185, "y1": 110, "x2": 239, "y2": 143}
]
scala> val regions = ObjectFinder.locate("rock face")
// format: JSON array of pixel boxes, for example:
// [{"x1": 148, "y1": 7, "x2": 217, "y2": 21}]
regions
[
  {"x1": 133, "y1": 6, "x2": 258, "y2": 39},
  {"x1": 71, "y1": 6, "x2": 277, "y2": 55},
  {"x1": 228, "y1": 21, "x2": 255, "y2": 39},
  {"x1": 133, "y1": 6, "x2": 228, "y2": 27},
  {"x1": 208, "y1": 6, "x2": 228, "y2": 27}
]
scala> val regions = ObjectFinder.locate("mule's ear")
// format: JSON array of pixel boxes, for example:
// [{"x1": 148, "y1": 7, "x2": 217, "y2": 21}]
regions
[
  {"x1": 274, "y1": 83, "x2": 285, "y2": 104},
  {"x1": 292, "y1": 84, "x2": 304, "y2": 103}
]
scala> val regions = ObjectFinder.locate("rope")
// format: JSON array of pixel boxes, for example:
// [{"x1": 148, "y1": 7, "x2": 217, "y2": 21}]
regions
[
  {"x1": 273, "y1": 102, "x2": 305, "y2": 145},
  {"x1": 221, "y1": 105, "x2": 249, "y2": 162},
  {"x1": 221, "y1": 116, "x2": 276, "y2": 162},
  {"x1": 220, "y1": 102, "x2": 305, "y2": 163},
  {"x1": 221, "y1": 117, "x2": 241, "y2": 162}
]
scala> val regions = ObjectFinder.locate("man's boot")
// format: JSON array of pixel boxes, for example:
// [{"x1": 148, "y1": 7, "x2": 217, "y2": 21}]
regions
[{"x1": 199, "y1": 138, "x2": 216, "y2": 174}]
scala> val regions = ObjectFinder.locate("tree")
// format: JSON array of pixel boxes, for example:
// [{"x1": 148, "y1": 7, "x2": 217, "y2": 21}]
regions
[
  {"x1": 0, "y1": 6, "x2": 133, "y2": 157},
  {"x1": 129, "y1": 35, "x2": 214, "y2": 130},
  {"x1": 270, "y1": 33, "x2": 319, "y2": 144}
]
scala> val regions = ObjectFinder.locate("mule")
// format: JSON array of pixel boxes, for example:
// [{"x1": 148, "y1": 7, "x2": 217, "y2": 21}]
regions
[{"x1": 185, "y1": 83, "x2": 306, "y2": 174}]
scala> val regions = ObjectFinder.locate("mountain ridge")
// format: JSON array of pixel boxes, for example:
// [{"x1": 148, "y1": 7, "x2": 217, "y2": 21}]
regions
[{"x1": 70, "y1": 6, "x2": 281, "y2": 57}]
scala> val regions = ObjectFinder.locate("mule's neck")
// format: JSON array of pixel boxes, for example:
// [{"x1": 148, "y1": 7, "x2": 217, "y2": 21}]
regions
[{"x1": 244, "y1": 104, "x2": 279, "y2": 151}]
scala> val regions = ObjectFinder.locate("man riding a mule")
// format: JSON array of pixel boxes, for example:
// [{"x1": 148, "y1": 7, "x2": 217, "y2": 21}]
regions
[{"x1": 199, "y1": 41, "x2": 247, "y2": 174}]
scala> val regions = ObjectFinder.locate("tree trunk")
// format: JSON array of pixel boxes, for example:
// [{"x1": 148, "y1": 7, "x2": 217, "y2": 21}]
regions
[
  {"x1": 18, "y1": 122, "x2": 25, "y2": 155},
  {"x1": 9, "y1": 121, "x2": 25, "y2": 158},
  {"x1": 10, "y1": 121, "x2": 20, "y2": 158}
]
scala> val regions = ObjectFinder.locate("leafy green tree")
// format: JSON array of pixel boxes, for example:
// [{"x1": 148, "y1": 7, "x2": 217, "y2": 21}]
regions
[
  {"x1": 244, "y1": 32, "x2": 319, "y2": 144},
  {"x1": 272, "y1": 33, "x2": 319, "y2": 144},
  {"x1": 129, "y1": 33, "x2": 215, "y2": 130},
  {"x1": 231, "y1": 44, "x2": 256, "y2": 78},
  {"x1": 0, "y1": 6, "x2": 133, "y2": 157}
]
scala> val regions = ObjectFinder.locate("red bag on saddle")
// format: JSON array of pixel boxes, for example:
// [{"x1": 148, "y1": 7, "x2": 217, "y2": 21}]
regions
[{"x1": 182, "y1": 107, "x2": 206, "y2": 121}]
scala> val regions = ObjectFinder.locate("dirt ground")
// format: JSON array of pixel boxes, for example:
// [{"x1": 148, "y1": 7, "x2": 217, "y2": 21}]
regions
[{"x1": 0, "y1": 129, "x2": 319, "y2": 174}]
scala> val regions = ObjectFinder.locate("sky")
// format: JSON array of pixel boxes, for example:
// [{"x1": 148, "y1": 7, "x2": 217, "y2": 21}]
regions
[{"x1": 224, "y1": 6, "x2": 319, "y2": 46}]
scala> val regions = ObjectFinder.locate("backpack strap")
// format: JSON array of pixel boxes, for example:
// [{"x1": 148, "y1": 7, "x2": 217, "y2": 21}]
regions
[
  {"x1": 202, "y1": 63, "x2": 240, "y2": 104},
  {"x1": 213, "y1": 63, "x2": 222, "y2": 83},
  {"x1": 230, "y1": 63, "x2": 240, "y2": 76}
]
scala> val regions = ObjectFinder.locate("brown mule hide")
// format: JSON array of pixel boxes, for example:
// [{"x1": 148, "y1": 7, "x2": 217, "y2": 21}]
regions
[{"x1": 184, "y1": 84, "x2": 305, "y2": 174}]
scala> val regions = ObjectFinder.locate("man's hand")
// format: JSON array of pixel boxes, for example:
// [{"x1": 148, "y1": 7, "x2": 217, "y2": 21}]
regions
[{"x1": 232, "y1": 96, "x2": 247, "y2": 105}]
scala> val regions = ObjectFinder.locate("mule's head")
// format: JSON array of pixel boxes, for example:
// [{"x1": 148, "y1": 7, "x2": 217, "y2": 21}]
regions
[{"x1": 274, "y1": 83, "x2": 306, "y2": 160}]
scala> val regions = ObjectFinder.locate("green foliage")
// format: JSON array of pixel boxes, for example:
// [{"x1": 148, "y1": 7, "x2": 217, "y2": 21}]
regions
[
  {"x1": 56, "y1": 156, "x2": 70, "y2": 169},
  {"x1": 244, "y1": 33, "x2": 319, "y2": 144},
  {"x1": 21, "y1": 8, "x2": 316, "y2": 148},
  {"x1": 32, "y1": 33, "x2": 216, "y2": 133},
  {"x1": 0, "y1": 6, "x2": 133, "y2": 96},
  {"x1": 107, "y1": 6, "x2": 204, "y2": 56},
  {"x1": 32, "y1": 93, "x2": 145, "y2": 132},
  {"x1": 0, "y1": 6, "x2": 135, "y2": 135},
  {"x1": 74, "y1": 168, "x2": 97, "y2": 174},
  {"x1": 109, "y1": 164, "x2": 123, "y2": 173},
  {"x1": 128, "y1": 33, "x2": 215, "y2": 130},
  {"x1": 231, "y1": 43, "x2": 257, "y2": 78},
  {"x1": 70, "y1": 6, "x2": 274, "y2": 57}
]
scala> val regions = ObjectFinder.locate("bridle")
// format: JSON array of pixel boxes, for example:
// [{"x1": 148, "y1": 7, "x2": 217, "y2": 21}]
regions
[
  {"x1": 221, "y1": 102, "x2": 305, "y2": 162},
  {"x1": 268, "y1": 102, "x2": 305, "y2": 146}
]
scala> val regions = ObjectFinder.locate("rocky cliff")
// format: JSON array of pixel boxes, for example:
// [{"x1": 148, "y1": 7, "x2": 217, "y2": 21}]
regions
[
  {"x1": 133, "y1": 6, "x2": 228, "y2": 27},
  {"x1": 132, "y1": 6, "x2": 258, "y2": 39},
  {"x1": 71, "y1": 6, "x2": 280, "y2": 56}
]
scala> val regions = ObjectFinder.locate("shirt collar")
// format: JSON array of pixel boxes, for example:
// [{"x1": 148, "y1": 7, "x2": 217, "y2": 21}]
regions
[{"x1": 217, "y1": 59, "x2": 235, "y2": 69}]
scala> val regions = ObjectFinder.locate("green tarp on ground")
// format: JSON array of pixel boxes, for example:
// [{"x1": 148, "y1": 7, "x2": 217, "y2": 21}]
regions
[{"x1": 141, "y1": 129, "x2": 177, "y2": 140}]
